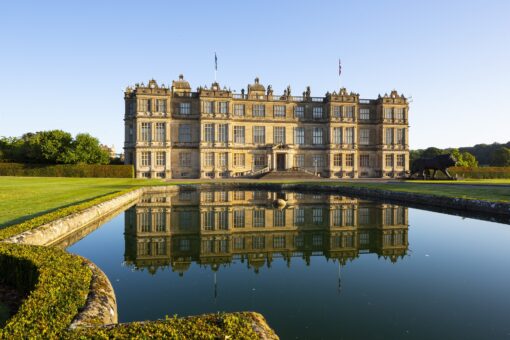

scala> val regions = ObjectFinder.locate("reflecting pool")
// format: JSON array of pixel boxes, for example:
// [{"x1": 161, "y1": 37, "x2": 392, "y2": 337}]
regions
[{"x1": 67, "y1": 189, "x2": 510, "y2": 339}]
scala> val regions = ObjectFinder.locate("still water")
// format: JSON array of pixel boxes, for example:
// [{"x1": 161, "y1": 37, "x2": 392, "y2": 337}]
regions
[{"x1": 67, "y1": 190, "x2": 510, "y2": 339}]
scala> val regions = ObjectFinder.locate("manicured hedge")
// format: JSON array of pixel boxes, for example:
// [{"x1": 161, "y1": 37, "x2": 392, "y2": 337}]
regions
[
  {"x1": 450, "y1": 166, "x2": 510, "y2": 179},
  {"x1": 0, "y1": 243, "x2": 92, "y2": 338},
  {"x1": 0, "y1": 163, "x2": 133, "y2": 178},
  {"x1": 68, "y1": 312, "x2": 267, "y2": 339}
]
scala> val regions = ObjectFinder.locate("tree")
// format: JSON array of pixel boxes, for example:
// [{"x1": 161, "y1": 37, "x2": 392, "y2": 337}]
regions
[
  {"x1": 73, "y1": 133, "x2": 110, "y2": 164},
  {"x1": 22, "y1": 130, "x2": 76, "y2": 164},
  {"x1": 450, "y1": 149, "x2": 478, "y2": 167},
  {"x1": 490, "y1": 147, "x2": 510, "y2": 166},
  {"x1": 421, "y1": 147, "x2": 444, "y2": 159}
]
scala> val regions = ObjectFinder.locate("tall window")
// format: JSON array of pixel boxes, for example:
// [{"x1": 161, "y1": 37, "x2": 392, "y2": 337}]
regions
[
  {"x1": 333, "y1": 127, "x2": 342, "y2": 144},
  {"x1": 253, "y1": 210, "x2": 265, "y2": 227},
  {"x1": 274, "y1": 127, "x2": 286, "y2": 144},
  {"x1": 155, "y1": 123, "x2": 165, "y2": 142},
  {"x1": 254, "y1": 154, "x2": 266, "y2": 167},
  {"x1": 360, "y1": 154, "x2": 370, "y2": 167},
  {"x1": 360, "y1": 108, "x2": 370, "y2": 120},
  {"x1": 233, "y1": 210, "x2": 245, "y2": 228},
  {"x1": 294, "y1": 106, "x2": 304, "y2": 118},
  {"x1": 346, "y1": 154, "x2": 354, "y2": 167},
  {"x1": 274, "y1": 105, "x2": 286, "y2": 118},
  {"x1": 203, "y1": 211, "x2": 215, "y2": 230},
  {"x1": 141, "y1": 151, "x2": 151, "y2": 166},
  {"x1": 294, "y1": 154, "x2": 304, "y2": 167},
  {"x1": 252, "y1": 236, "x2": 265, "y2": 249},
  {"x1": 141, "y1": 123, "x2": 151, "y2": 141},
  {"x1": 333, "y1": 154, "x2": 341, "y2": 167},
  {"x1": 312, "y1": 208, "x2": 323, "y2": 224},
  {"x1": 139, "y1": 99, "x2": 150, "y2": 112},
  {"x1": 218, "y1": 153, "x2": 228, "y2": 167},
  {"x1": 312, "y1": 155, "x2": 325, "y2": 167},
  {"x1": 180, "y1": 102, "x2": 191, "y2": 115},
  {"x1": 156, "y1": 152, "x2": 165, "y2": 166},
  {"x1": 253, "y1": 104, "x2": 265, "y2": 117},
  {"x1": 359, "y1": 128, "x2": 370, "y2": 145},
  {"x1": 333, "y1": 106, "x2": 342, "y2": 118},
  {"x1": 218, "y1": 210, "x2": 229, "y2": 230},
  {"x1": 385, "y1": 128, "x2": 394, "y2": 145},
  {"x1": 274, "y1": 210, "x2": 286, "y2": 227},
  {"x1": 156, "y1": 99, "x2": 166, "y2": 113},
  {"x1": 234, "y1": 126, "x2": 245, "y2": 144},
  {"x1": 294, "y1": 208, "x2": 305, "y2": 225},
  {"x1": 344, "y1": 106, "x2": 354, "y2": 118},
  {"x1": 203, "y1": 101, "x2": 214, "y2": 114},
  {"x1": 396, "y1": 128, "x2": 405, "y2": 145},
  {"x1": 178, "y1": 124, "x2": 191, "y2": 142},
  {"x1": 218, "y1": 124, "x2": 228, "y2": 143},
  {"x1": 294, "y1": 127, "x2": 304, "y2": 145},
  {"x1": 234, "y1": 104, "x2": 244, "y2": 116},
  {"x1": 397, "y1": 154, "x2": 405, "y2": 167},
  {"x1": 394, "y1": 107, "x2": 404, "y2": 120},
  {"x1": 180, "y1": 152, "x2": 191, "y2": 167},
  {"x1": 234, "y1": 153, "x2": 245, "y2": 167},
  {"x1": 344, "y1": 127, "x2": 354, "y2": 144},
  {"x1": 384, "y1": 107, "x2": 393, "y2": 119},
  {"x1": 386, "y1": 154, "x2": 394, "y2": 167},
  {"x1": 219, "y1": 102, "x2": 228, "y2": 114},
  {"x1": 253, "y1": 126, "x2": 265, "y2": 144},
  {"x1": 204, "y1": 152, "x2": 214, "y2": 167},
  {"x1": 313, "y1": 107, "x2": 323, "y2": 119},
  {"x1": 204, "y1": 124, "x2": 214, "y2": 142},
  {"x1": 313, "y1": 127, "x2": 323, "y2": 145}
]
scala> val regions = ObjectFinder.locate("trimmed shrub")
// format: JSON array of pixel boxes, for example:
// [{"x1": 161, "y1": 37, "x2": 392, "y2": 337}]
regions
[
  {"x1": 450, "y1": 166, "x2": 510, "y2": 179},
  {"x1": 0, "y1": 163, "x2": 133, "y2": 178},
  {"x1": 0, "y1": 244, "x2": 92, "y2": 338}
]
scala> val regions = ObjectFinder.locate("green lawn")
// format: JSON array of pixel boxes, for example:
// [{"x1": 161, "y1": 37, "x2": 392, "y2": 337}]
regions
[{"x1": 0, "y1": 177, "x2": 168, "y2": 227}]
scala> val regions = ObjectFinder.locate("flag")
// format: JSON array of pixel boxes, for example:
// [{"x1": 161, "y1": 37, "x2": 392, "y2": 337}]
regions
[
  {"x1": 338, "y1": 59, "x2": 342, "y2": 76},
  {"x1": 215, "y1": 53, "x2": 218, "y2": 71}
]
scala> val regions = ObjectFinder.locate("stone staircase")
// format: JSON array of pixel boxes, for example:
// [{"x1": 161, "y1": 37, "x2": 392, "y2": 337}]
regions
[{"x1": 257, "y1": 169, "x2": 320, "y2": 180}]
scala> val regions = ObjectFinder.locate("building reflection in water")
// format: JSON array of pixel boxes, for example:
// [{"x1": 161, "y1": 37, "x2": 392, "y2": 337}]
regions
[{"x1": 124, "y1": 190, "x2": 409, "y2": 280}]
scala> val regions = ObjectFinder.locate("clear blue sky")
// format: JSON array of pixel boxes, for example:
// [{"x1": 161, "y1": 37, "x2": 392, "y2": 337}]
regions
[{"x1": 0, "y1": 0, "x2": 508, "y2": 150}]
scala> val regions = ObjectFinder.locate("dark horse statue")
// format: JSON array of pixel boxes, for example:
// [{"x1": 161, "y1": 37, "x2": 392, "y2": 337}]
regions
[{"x1": 410, "y1": 154, "x2": 457, "y2": 179}]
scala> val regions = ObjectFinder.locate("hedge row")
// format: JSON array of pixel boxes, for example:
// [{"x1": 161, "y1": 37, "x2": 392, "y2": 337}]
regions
[
  {"x1": 0, "y1": 163, "x2": 133, "y2": 178},
  {"x1": 0, "y1": 243, "x2": 92, "y2": 338},
  {"x1": 450, "y1": 166, "x2": 510, "y2": 179}
]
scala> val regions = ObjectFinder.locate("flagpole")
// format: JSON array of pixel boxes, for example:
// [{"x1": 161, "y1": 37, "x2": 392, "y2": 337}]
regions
[
  {"x1": 338, "y1": 58, "x2": 342, "y2": 90},
  {"x1": 214, "y1": 52, "x2": 218, "y2": 82}
]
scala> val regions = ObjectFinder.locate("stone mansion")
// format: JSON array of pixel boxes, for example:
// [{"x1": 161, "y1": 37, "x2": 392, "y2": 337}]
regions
[{"x1": 123, "y1": 76, "x2": 409, "y2": 179}]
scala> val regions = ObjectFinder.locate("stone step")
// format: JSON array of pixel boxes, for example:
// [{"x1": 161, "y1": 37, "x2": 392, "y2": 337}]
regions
[{"x1": 258, "y1": 170, "x2": 319, "y2": 179}]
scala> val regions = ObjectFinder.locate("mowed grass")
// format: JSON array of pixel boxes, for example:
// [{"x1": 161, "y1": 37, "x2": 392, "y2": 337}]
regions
[{"x1": 0, "y1": 177, "x2": 169, "y2": 228}]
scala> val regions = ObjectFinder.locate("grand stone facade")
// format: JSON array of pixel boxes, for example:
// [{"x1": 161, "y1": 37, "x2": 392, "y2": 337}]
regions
[{"x1": 124, "y1": 76, "x2": 409, "y2": 179}]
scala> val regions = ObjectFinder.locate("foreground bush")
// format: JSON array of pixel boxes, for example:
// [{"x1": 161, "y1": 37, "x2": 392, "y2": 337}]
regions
[
  {"x1": 0, "y1": 163, "x2": 133, "y2": 178},
  {"x1": 0, "y1": 244, "x2": 92, "y2": 338}
]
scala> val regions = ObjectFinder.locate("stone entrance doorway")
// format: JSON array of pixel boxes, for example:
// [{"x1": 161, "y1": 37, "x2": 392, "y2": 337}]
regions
[{"x1": 276, "y1": 154, "x2": 286, "y2": 171}]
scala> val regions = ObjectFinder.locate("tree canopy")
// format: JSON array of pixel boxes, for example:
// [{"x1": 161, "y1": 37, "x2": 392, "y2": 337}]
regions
[{"x1": 0, "y1": 130, "x2": 110, "y2": 165}]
